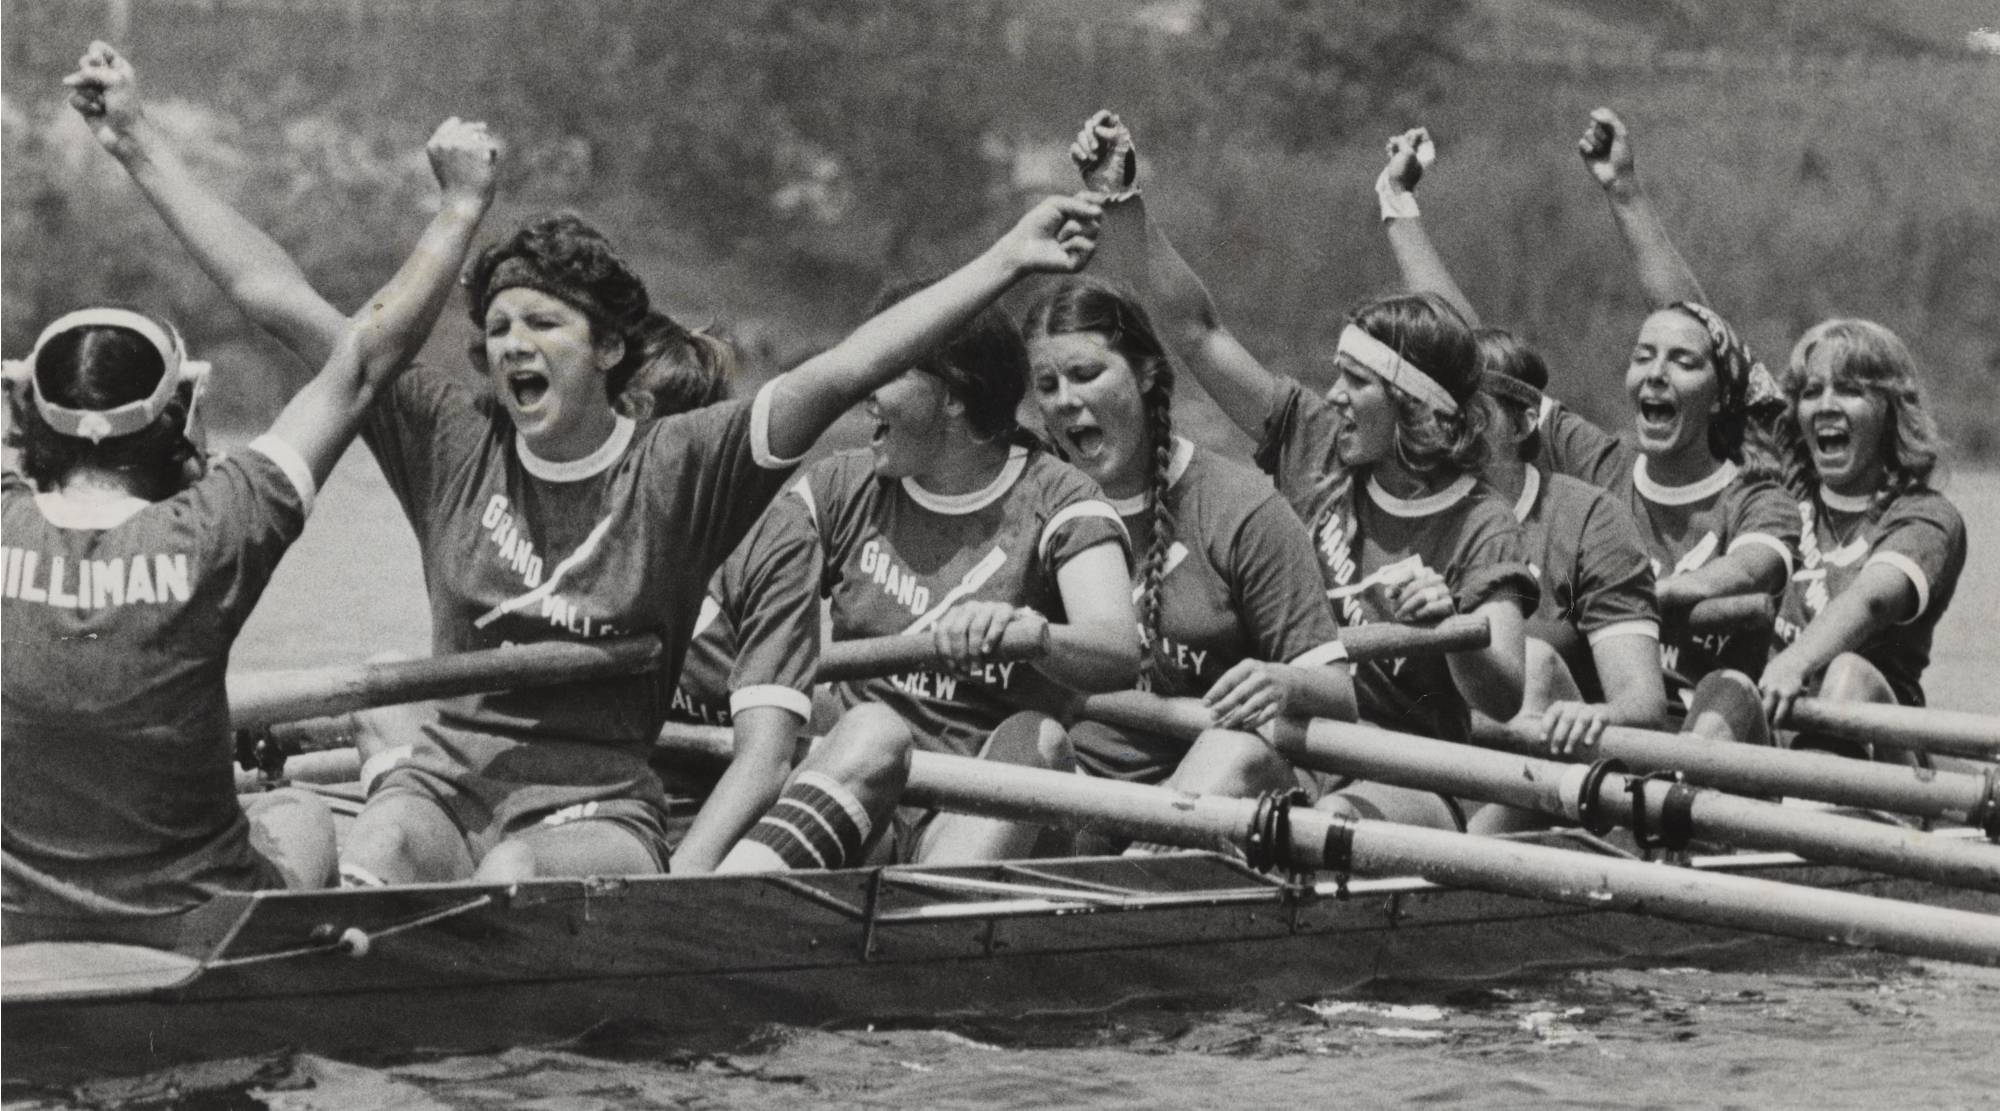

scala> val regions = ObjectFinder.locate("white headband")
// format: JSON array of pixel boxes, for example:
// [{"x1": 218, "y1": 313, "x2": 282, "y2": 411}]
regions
[
  {"x1": 3, "y1": 308, "x2": 209, "y2": 443},
  {"x1": 1335, "y1": 325, "x2": 1459, "y2": 416}
]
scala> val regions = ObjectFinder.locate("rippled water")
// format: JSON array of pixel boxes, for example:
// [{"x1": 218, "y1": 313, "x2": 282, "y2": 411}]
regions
[
  {"x1": 9, "y1": 457, "x2": 1999, "y2": 1109},
  {"x1": 14, "y1": 952, "x2": 1999, "y2": 1109}
]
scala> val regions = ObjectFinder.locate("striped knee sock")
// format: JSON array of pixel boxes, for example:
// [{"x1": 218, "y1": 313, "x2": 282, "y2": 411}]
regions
[{"x1": 719, "y1": 772, "x2": 872, "y2": 873}]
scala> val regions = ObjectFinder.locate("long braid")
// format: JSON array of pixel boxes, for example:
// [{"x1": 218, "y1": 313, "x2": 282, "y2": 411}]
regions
[{"x1": 1135, "y1": 365, "x2": 1177, "y2": 691}]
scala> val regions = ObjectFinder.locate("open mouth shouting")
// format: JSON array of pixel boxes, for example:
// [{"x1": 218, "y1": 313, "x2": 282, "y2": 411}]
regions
[
  {"x1": 506, "y1": 369, "x2": 552, "y2": 411},
  {"x1": 1811, "y1": 421, "x2": 1852, "y2": 458},
  {"x1": 1060, "y1": 422, "x2": 1106, "y2": 463}
]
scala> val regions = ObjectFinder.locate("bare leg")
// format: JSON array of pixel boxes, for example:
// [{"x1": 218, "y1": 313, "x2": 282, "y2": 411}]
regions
[
  {"x1": 1165, "y1": 728, "x2": 1298, "y2": 797},
  {"x1": 715, "y1": 703, "x2": 914, "y2": 874},
  {"x1": 1682, "y1": 670, "x2": 1771, "y2": 746},
  {"x1": 1793, "y1": 652, "x2": 1899, "y2": 763},
  {"x1": 1316, "y1": 781, "x2": 1460, "y2": 830},
  {"x1": 243, "y1": 788, "x2": 337, "y2": 889},
  {"x1": 1468, "y1": 639, "x2": 1583, "y2": 834},
  {"x1": 340, "y1": 793, "x2": 475, "y2": 885},
  {"x1": 473, "y1": 821, "x2": 659, "y2": 883},
  {"x1": 917, "y1": 712, "x2": 1072, "y2": 865}
]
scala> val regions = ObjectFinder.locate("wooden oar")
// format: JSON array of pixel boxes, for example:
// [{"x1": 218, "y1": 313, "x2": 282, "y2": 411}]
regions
[
  {"x1": 816, "y1": 622, "x2": 1049, "y2": 682},
  {"x1": 1271, "y1": 716, "x2": 2000, "y2": 893},
  {"x1": 1472, "y1": 718, "x2": 2000, "y2": 834},
  {"x1": 1784, "y1": 698, "x2": 2000, "y2": 761},
  {"x1": 652, "y1": 722, "x2": 2000, "y2": 968},
  {"x1": 229, "y1": 623, "x2": 1057, "y2": 734},
  {"x1": 229, "y1": 614, "x2": 1484, "y2": 737},
  {"x1": 1066, "y1": 688, "x2": 2000, "y2": 890},
  {"x1": 1336, "y1": 614, "x2": 1489, "y2": 659},
  {"x1": 1672, "y1": 593, "x2": 1775, "y2": 635},
  {"x1": 229, "y1": 637, "x2": 665, "y2": 730}
]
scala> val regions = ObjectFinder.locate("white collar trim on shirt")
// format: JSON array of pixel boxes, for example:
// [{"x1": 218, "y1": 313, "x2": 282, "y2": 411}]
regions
[
  {"x1": 517, "y1": 416, "x2": 636, "y2": 483},
  {"x1": 1818, "y1": 486, "x2": 1874, "y2": 514},
  {"x1": 1633, "y1": 456, "x2": 1738, "y2": 506},
  {"x1": 1366, "y1": 473, "x2": 1476, "y2": 518},
  {"x1": 1108, "y1": 436, "x2": 1195, "y2": 517},
  {"x1": 32, "y1": 489, "x2": 150, "y2": 530},
  {"x1": 1512, "y1": 465, "x2": 1542, "y2": 523},
  {"x1": 903, "y1": 445, "x2": 1029, "y2": 514}
]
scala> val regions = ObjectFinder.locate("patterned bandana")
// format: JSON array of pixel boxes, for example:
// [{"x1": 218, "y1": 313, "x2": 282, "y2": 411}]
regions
[{"x1": 1669, "y1": 300, "x2": 1781, "y2": 421}]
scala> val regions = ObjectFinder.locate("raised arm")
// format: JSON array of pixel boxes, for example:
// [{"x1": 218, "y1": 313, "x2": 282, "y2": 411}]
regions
[
  {"x1": 758, "y1": 195, "x2": 1102, "y2": 462},
  {"x1": 1069, "y1": 112, "x2": 1283, "y2": 439},
  {"x1": 67, "y1": 41, "x2": 348, "y2": 381},
  {"x1": 263, "y1": 119, "x2": 499, "y2": 484},
  {"x1": 1579, "y1": 108, "x2": 1708, "y2": 310},
  {"x1": 1376, "y1": 128, "x2": 1480, "y2": 325}
]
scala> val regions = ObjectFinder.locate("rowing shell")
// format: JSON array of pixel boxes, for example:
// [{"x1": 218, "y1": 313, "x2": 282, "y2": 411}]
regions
[{"x1": 6, "y1": 828, "x2": 1996, "y2": 1086}]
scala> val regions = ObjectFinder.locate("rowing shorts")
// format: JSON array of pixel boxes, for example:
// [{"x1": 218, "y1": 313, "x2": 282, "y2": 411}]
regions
[{"x1": 371, "y1": 756, "x2": 675, "y2": 873}]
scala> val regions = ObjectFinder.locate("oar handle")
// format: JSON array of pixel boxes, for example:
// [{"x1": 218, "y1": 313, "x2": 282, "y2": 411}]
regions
[
  {"x1": 1785, "y1": 697, "x2": 2000, "y2": 760},
  {"x1": 817, "y1": 622, "x2": 1050, "y2": 682},
  {"x1": 229, "y1": 635, "x2": 663, "y2": 729},
  {"x1": 1075, "y1": 690, "x2": 1213, "y2": 742},
  {"x1": 1668, "y1": 594, "x2": 1774, "y2": 635},
  {"x1": 1071, "y1": 620, "x2": 1490, "y2": 742},
  {"x1": 1338, "y1": 614, "x2": 1489, "y2": 660}
]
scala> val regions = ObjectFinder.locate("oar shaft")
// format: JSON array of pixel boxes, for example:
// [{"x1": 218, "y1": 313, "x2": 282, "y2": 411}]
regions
[
  {"x1": 1282, "y1": 718, "x2": 2000, "y2": 893},
  {"x1": 1337, "y1": 615, "x2": 1489, "y2": 659},
  {"x1": 1475, "y1": 718, "x2": 2000, "y2": 828},
  {"x1": 1786, "y1": 698, "x2": 2000, "y2": 760},
  {"x1": 1324, "y1": 815, "x2": 2000, "y2": 967},
  {"x1": 817, "y1": 623, "x2": 1048, "y2": 682},
  {"x1": 903, "y1": 751, "x2": 1253, "y2": 852},
  {"x1": 229, "y1": 636, "x2": 664, "y2": 729},
  {"x1": 627, "y1": 727, "x2": 2000, "y2": 965},
  {"x1": 1674, "y1": 594, "x2": 1774, "y2": 635}
]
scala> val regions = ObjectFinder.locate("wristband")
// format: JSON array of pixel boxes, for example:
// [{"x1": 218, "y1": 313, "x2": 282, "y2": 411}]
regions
[{"x1": 1376, "y1": 177, "x2": 1420, "y2": 222}]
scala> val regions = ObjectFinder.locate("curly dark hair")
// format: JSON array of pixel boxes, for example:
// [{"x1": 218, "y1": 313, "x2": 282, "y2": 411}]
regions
[
  {"x1": 6, "y1": 319, "x2": 201, "y2": 499},
  {"x1": 868, "y1": 273, "x2": 1028, "y2": 442},
  {"x1": 463, "y1": 213, "x2": 734, "y2": 419}
]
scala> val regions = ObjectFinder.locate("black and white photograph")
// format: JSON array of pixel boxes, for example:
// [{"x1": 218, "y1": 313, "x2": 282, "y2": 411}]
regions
[{"x1": 3, "y1": 1, "x2": 1998, "y2": 1106}]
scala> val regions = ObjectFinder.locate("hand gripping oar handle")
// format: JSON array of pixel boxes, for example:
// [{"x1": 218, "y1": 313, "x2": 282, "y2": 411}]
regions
[
  {"x1": 1666, "y1": 593, "x2": 1774, "y2": 635},
  {"x1": 1073, "y1": 618, "x2": 1489, "y2": 740},
  {"x1": 1472, "y1": 716, "x2": 2000, "y2": 831},
  {"x1": 1784, "y1": 698, "x2": 2000, "y2": 761},
  {"x1": 816, "y1": 621, "x2": 1050, "y2": 682}
]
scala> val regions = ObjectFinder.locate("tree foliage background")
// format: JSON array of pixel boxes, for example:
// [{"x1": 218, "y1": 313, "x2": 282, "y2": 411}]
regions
[{"x1": 4, "y1": 0, "x2": 1996, "y2": 458}]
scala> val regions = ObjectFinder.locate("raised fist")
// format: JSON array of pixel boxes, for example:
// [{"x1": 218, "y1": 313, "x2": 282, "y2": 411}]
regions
[
  {"x1": 63, "y1": 41, "x2": 144, "y2": 153},
  {"x1": 426, "y1": 117, "x2": 503, "y2": 204},
  {"x1": 1070, "y1": 110, "x2": 1138, "y2": 199},
  {"x1": 1578, "y1": 107, "x2": 1636, "y2": 188}
]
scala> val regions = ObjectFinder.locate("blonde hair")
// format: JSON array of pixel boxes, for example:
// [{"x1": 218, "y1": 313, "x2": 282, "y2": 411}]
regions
[{"x1": 1780, "y1": 318, "x2": 1943, "y2": 504}]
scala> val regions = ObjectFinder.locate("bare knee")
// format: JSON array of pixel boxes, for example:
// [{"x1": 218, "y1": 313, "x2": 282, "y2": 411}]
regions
[
  {"x1": 1166, "y1": 728, "x2": 1291, "y2": 797},
  {"x1": 978, "y1": 712, "x2": 1073, "y2": 772},
  {"x1": 244, "y1": 788, "x2": 336, "y2": 889},
  {"x1": 802, "y1": 704, "x2": 915, "y2": 798},
  {"x1": 1818, "y1": 653, "x2": 1893, "y2": 705},
  {"x1": 472, "y1": 840, "x2": 538, "y2": 884}
]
